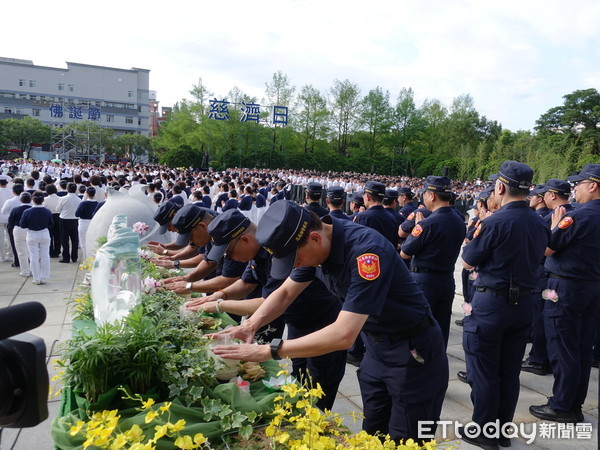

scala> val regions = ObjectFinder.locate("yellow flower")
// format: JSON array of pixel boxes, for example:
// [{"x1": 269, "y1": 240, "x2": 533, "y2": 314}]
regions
[
  {"x1": 159, "y1": 401, "x2": 172, "y2": 413},
  {"x1": 265, "y1": 424, "x2": 276, "y2": 437},
  {"x1": 153, "y1": 424, "x2": 169, "y2": 440},
  {"x1": 277, "y1": 369, "x2": 290, "y2": 377},
  {"x1": 141, "y1": 398, "x2": 156, "y2": 410},
  {"x1": 174, "y1": 435, "x2": 194, "y2": 449},
  {"x1": 276, "y1": 432, "x2": 290, "y2": 444},
  {"x1": 69, "y1": 420, "x2": 85, "y2": 436},
  {"x1": 193, "y1": 433, "x2": 207, "y2": 446},
  {"x1": 169, "y1": 419, "x2": 186, "y2": 433},
  {"x1": 110, "y1": 433, "x2": 128, "y2": 449},
  {"x1": 125, "y1": 424, "x2": 145, "y2": 442},
  {"x1": 281, "y1": 383, "x2": 299, "y2": 397},
  {"x1": 145, "y1": 410, "x2": 159, "y2": 423}
]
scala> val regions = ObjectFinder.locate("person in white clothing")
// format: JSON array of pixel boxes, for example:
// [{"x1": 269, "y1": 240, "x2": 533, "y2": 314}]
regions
[
  {"x1": 0, "y1": 178, "x2": 13, "y2": 261},
  {"x1": 9, "y1": 192, "x2": 32, "y2": 277}
]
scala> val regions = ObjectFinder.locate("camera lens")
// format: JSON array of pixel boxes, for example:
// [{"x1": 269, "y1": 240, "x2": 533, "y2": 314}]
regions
[{"x1": 0, "y1": 343, "x2": 27, "y2": 421}]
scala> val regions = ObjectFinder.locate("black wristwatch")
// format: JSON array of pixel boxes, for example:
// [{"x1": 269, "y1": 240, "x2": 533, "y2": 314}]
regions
[
  {"x1": 270, "y1": 338, "x2": 284, "y2": 360},
  {"x1": 173, "y1": 260, "x2": 180, "y2": 269}
]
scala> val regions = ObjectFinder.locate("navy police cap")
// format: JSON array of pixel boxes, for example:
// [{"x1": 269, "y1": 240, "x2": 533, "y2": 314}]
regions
[
  {"x1": 488, "y1": 160, "x2": 533, "y2": 189},
  {"x1": 255, "y1": 200, "x2": 312, "y2": 280},
  {"x1": 172, "y1": 205, "x2": 215, "y2": 246},
  {"x1": 528, "y1": 184, "x2": 547, "y2": 198},
  {"x1": 420, "y1": 176, "x2": 452, "y2": 194},
  {"x1": 306, "y1": 182, "x2": 323, "y2": 194},
  {"x1": 397, "y1": 187, "x2": 412, "y2": 195},
  {"x1": 384, "y1": 189, "x2": 399, "y2": 200},
  {"x1": 327, "y1": 186, "x2": 345, "y2": 201},
  {"x1": 544, "y1": 179, "x2": 571, "y2": 195},
  {"x1": 153, "y1": 201, "x2": 181, "y2": 235},
  {"x1": 567, "y1": 163, "x2": 600, "y2": 184},
  {"x1": 206, "y1": 209, "x2": 251, "y2": 261},
  {"x1": 364, "y1": 181, "x2": 386, "y2": 197}
]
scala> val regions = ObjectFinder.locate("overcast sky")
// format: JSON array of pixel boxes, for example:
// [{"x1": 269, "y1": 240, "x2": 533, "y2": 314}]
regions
[{"x1": 4, "y1": 0, "x2": 599, "y2": 131}]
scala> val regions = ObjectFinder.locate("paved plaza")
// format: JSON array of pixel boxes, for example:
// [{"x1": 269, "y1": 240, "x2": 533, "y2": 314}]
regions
[{"x1": 0, "y1": 258, "x2": 597, "y2": 449}]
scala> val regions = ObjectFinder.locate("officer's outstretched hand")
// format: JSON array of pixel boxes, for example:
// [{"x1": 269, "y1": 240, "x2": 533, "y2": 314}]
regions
[
  {"x1": 187, "y1": 300, "x2": 218, "y2": 313},
  {"x1": 153, "y1": 258, "x2": 174, "y2": 268},
  {"x1": 164, "y1": 281, "x2": 190, "y2": 294},
  {"x1": 185, "y1": 293, "x2": 220, "y2": 310},
  {"x1": 211, "y1": 343, "x2": 270, "y2": 362},
  {"x1": 161, "y1": 275, "x2": 187, "y2": 285},
  {"x1": 147, "y1": 241, "x2": 164, "y2": 254},
  {"x1": 208, "y1": 323, "x2": 255, "y2": 344}
]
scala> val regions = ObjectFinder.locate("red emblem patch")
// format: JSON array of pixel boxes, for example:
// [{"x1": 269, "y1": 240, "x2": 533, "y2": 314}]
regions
[
  {"x1": 473, "y1": 224, "x2": 482, "y2": 238},
  {"x1": 357, "y1": 253, "x2": 380, "y2": 281},
  {"x1": 407, "y1": 212, "x2": 415, "y2": 221},
  {"x1": 412, "y1": 225, "x2": 423, "y2": 237},
  {"x1": 558, "y1": 217, "x2": 573, "y2": 229}
]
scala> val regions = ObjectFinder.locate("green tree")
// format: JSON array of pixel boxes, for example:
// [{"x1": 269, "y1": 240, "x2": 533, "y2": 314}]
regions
[
  {"x1": 329, "y1": 79, "x2": 361, "y2": 156},
  {"x1": 390, "y1": 87, "x2": 426, "y2": 176},
  {"x1": 0, "y1": 117, "x2": 51, "y2": 151},
  {"x1": 294, "y1": 84, "x2": 329, "y2": 154},
  {"x1": 358, "y1": 86, "x2": 393, "y2": 154},
  {"x1": 114, "y1": 134, "x2": 152, "y2": 164}
]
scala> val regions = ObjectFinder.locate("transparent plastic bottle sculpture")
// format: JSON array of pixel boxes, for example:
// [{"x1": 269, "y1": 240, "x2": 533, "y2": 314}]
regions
[
  {"x1": 91, "y1": 226, "x2": 142, "y2": 325},
  {"x1": 107, "y1": 214, "x2": 128, "y2": 242}
]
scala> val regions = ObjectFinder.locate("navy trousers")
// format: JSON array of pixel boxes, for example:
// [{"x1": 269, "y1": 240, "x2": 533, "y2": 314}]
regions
[
  {"x1": 544, "y1": 277, "x2": 600, "y2": 412},
  {"x1": 358, "y1": 317, "x2": 448, "y2": 441},
  {"x1": 411, "y1": 271, "x2": 454, "y2": 347},
  {"x1": 527, "y1": 292, "x2": 549, "y2": 366},
  {"x1": 463, "y1": 290, "x2": 534, "y2": 428},
  {"x1": 286, "y1": 303, "x2": 346, "y2": 411},
  {"x1": 59, "y1": 218, "x2": 79, "y2": 262}
]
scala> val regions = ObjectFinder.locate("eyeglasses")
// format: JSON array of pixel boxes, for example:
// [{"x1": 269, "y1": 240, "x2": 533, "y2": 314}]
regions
[
  {"x1": 224, "y1": 236, "x2": 241, "y2": 259},
  {"x1": 575, "y1": 181, "x2": 595, "y2": 187}
]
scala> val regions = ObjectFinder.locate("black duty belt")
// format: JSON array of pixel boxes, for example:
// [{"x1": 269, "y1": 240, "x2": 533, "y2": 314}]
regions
[
  {"x1": 548, "y1": 272, "x2": 578, "y2": 281},
  {"x1": 475, "y1": 286, "x2": 535, "y2": 296},
  {"x1": 364, "y1": 315, "x2": 431, "y2": 343},
  {"x1": 410, "y1": 267, "x2": 450, "y2": 274}
]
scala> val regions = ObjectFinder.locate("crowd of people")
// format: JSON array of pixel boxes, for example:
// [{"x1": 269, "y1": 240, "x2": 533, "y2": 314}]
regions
[{"x1": 1, "y1": 157, "x2": 599, "y2": 447}]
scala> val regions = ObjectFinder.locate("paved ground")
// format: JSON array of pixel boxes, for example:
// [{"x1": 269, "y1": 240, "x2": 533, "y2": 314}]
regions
[{"x1": 0, "y1": 257, "x2": 597, "y2": 449}]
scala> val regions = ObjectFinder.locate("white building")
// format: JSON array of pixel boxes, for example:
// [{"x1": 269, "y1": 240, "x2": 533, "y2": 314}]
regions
[{"x1": 0, "y1": 57, "x2": 150, "y2": 138}]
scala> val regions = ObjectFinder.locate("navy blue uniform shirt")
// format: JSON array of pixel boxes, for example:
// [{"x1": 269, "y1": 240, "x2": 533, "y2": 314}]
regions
[
  {"x1": 355, "y1": 205, "x2": 399, "y2": 247},
  {"x1": 400, "y1": 201, "x2": 417, "y2": 219},
  {"x1": 305, "y1": 201, "x2": 329, "y2": 218},
  {"x1": 222, "y1": 198, "x2": 239, "y2": 212},
  {"x1": 9, "y1": 205, "x2": 31, "y2": 228},
  {"x1": 384, "y1": 207, "x2": 405, "y2": 228},
  {"x1": 202, "y1": 195, "x2": 212, "y2": 210},
  {"x1": 75, "y1": 200, "x2": 98, "y2": 220},
  {"x1": 402, "y1": 206, "x2": 467, "y2": 273},
  {"x1": 329, "y1": 209, "x2": 351, "y2": 221},
  {"x1": 544, "y1": 199, "x2": 600, "y2": 280},
  {"x1": 255, "y1": 193, "x2": 267, "y2": 208},
  {"x1": 238, "y1": 195, "x2": 253, "y2": 211},
  {"x1": 20, "y1": 205, "x2": 53, "y2": 231},
  {"x1": 462, "y1": 201, "x2": 549, "y2": 290},
  {"x1": 400, "y1": 207, "x2": 432, "y2": 234},
  {"x1": 293, "y1": 217, "x2": 430, "y2": 334}
]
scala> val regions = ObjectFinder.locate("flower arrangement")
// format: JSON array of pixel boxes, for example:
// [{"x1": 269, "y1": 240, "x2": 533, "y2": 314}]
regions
[
  {"x1": 142, "y1": 276, "x2": 160, "y2": 294},
  {"x1": 542, "y1": 289, "x2": 559, "y2": 302},
  {"x1": 132, "y1": 222, "x2": 150, "y2": 236}
]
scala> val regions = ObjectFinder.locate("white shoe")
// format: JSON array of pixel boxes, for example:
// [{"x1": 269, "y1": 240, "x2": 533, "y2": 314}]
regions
[
  {"x1": 41, "y1": 279, "x2": 48, "y2": 284},
  {"x1": 20, "y1": 272, "x2": 31, "y2": 277},
  {"x1": 32, "y1": 280, "x2": 42, "y2": 285}
]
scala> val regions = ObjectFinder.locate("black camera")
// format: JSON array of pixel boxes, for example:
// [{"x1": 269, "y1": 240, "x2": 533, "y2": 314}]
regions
[{"x1": 0, "y1": 302, "x2": 49, "y2": 428}]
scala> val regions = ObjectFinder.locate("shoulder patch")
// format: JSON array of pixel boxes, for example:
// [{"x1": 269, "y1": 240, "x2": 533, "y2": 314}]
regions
[
  {"x1": 473, "y1": 223, "x2": 482, "y2": 238},
  {"x1": 411, "y1": 224, "x2": 423, "y2": 237},
  {"x1": 558, "y1": 217, "x2": 573, "y2": 229},
  {"x1": 356, "y1": 253, "x2": 380, "y2": 281},
  {"x1": 407, "y1": 212, "x2": 415, "y2": 221}
]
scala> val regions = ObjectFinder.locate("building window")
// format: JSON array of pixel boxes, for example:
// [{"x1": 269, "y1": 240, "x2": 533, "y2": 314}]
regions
[
  {"x1": 138, "y1": 118, "x2": 142, "y2": 125},
  {"x1": 125, "y1": 117, "x2": 133, "y2": 124},
  {"x1": 68, "y1": 84, "x2": 74, "y2": 92},
  {"x1": 32, "y1": 109, "x2": 40, "y2": 117},
  {"x1": 19, "y1": 79, "x2": 26, "y2": 86},
  {"x1": 58, "y1": 83, "x2": 65, "y2": 91},
  {"x1": 29, "y1": 80, "x2": 36, "y2": 87},
  {"x1": 30, "y1": 95, "x2": 37, "y2": 100},
  {"x1": 106, "y1": 115, "x2": 114, "y2": 123},
  {"x1": 4, "y1": 108, "x2": 12, "y2": 114},
  {"x1": 16, "y1": 109, "x2": 21, "y2": 115},
  {"x1": 128, "y1": 90, "x2": 133, "y2": 98},
  {"x1": 19, "y1": 94, "x2": 27, "y2": 99}
]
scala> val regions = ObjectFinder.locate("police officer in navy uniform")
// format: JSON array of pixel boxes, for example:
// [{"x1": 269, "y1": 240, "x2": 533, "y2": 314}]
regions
[
  {"x1": 211, "y1": 200, "x2": 448, "y2": 442},
  {"x1": 528, "y1": 184, "x2": 551, "y2": 218},
  {"x1": 185, "y1": 208, "x2": 345, "y2": 410},
  {"x1": 398, "y1": 187, "x2": 417, "y2": 219},
  {"x1": 459, "y1": 161, "x2": 549, "y2": 448},
  {"x1": 304, "y1": 182, "x2": 329, "y2": 218},
  {"x1": 530, "y1": 164, "x2": 600, "y2": 423},
  {"x1": 355, "y1": 181, "x2": 399, "y2": 247},
  {"x1": 383, "y1": 189, "x2": 405, "y2": 230},
  {"x1": 522, "y1": 179, "x2": 572, "y2": 377},
  {"x1": 326, "y1": 186, "x2": 350, "y2": 221},
  {"x1": 347, "y1": 192, "x2": 365, "y2": 221},
  {"x1": 401, "y1": 176, "x2": 466, "y2": 347}
]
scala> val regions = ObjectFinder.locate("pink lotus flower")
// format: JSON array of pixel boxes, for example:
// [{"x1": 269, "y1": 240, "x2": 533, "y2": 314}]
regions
[
  {"x1": 468, "y1": 271, "x2": 478, "y2": 281},
  {"x1": 138, "y1": 248, "x2": 152, "y2": 260},
  {"x1": 132, "y1": 221, "x2": 149, "y2": 236},
  {"x1": 143, "y1": 276, "x2": 160, "y2": 294},
  {"x1": 542, "y1": 289, "x2": 559, "y2": 303}
]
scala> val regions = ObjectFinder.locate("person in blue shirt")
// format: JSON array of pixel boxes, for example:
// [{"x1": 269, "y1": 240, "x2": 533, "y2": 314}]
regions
[
  {"x1": 530, "y1": 164, "x2": 600, "y2": 424},
  {"x1": 398, "y1": 187, "x2": 417, "y2": 219},
  {"x1": 210, "y1": 200, "x2": 448, "y2": 442},
  {"x1": 459, "y1": 161, "x2": 549, "y2": 448},
  {"x1": 75, "y1": 186, "x2": 98, "y2": 261},
  {"x1": 382, "y1": 189, "x2": 405, "y2": 229},
  {"x1": 401, "y1": 176, "x2": 466, "y2": 347},
  {"x1": 355, "y1": 181, "x2": 399, "y2": 248},
  {"x1": 20, "y1": 191, "x2": 53, "y2": 285},
  {"x1": 325, "y1": 186, "x2": 350, "y2": 221},
  {"x1": 238, "y1": 186, "x2": 254, "y2": 212},
  {"x1": 304, "y1": 182, "x2": 329, "y2": 218},
  {"x1": 528, "y1": 184, "x2": 551, "y2": 218},
  {"x1": 185, "y1": 209, "x2": 346, "y2": 410},
  {"x1": 222, "y1": 189, "x2": 239, "y2": 212},
  {"x1": 10, "y1": 192, "x2": 33, "y2": 278}
]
